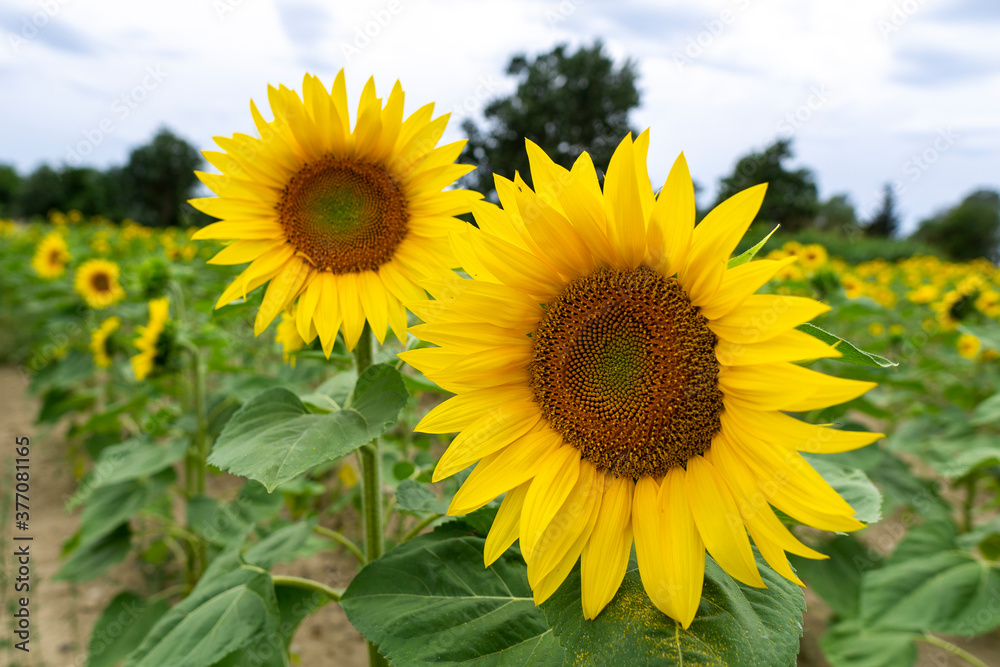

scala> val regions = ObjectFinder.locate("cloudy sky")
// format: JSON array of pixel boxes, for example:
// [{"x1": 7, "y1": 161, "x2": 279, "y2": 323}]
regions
[{"x1": 1, "y1": 0, "x2": 997, "y2": 232}]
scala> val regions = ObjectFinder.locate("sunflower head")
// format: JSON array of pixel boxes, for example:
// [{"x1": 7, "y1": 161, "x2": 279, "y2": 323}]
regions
[
  {"x1": 91, "y1": 316, "x2": 121, "y2": 368},
  {"x1": 131, "y1": 297, "x2": 174, "y2": 381},
  {"x1": 32, "y1": 232, "x2": 71, "y2": 279},
  {"x1": 957, "y1": 333, "x2": 981, "y2": 359},
  {"x1": 191, "y1": 70, "x2": 480, "y2": 356},
  {"x1": 75, "y1": 259, "x2": 126, "y2": 309},
  {"x1": 402, "y1": 133, "x2": 881, "y2": 627}
]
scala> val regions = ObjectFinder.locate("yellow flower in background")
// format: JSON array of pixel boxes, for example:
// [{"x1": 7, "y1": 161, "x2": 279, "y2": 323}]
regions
[
  {"x1": 131, "y1": 297, "x2": 170, "y2": 380},
  {"x1": 67, "y1": 209, "x2": 83, "y2": 224},
  {"x1": 840, "y1": 273, "x2": 864, "y2": 299},
  {"x1": 75, "y1": 259, "x2": 126, "y2": 309},
  {"x1": 907, "y1": 284, "x2": 939, "y2": 304},
  {"x1": 90, "y1": 316, "x2": 120, "y2": 368},
  {"x1": 0, "y1": 219, "x2": 16, "y2": 235},
  {"x1": 975, "y1": 289, "x2": 1000, "y2": 318},
  {"x1": 339, "y1": 462, "x2": 359, "y2": 487},
  {"x1": 774, "y1": 261, "x2": 803, "y2": 282},
  {"x1": 401, "y1": 134, "x2": 880, "y2": 627},
  {"x1": 191, "y1": 71, "x2": 479, "y2": 355},
  {"x1": 799, "y1": 244, "x2": 828, "y2": 271},
  {"x1": 868, "y1": 323, "x2": 885, "y2": 337},
  {"x1": 31, "y1": 232, "x2": 71, "y2": 278},
  {"x1": 275, "y1": 308, "x2": 305, "y2": 367},
  {"x1": 888, "y1": 324, "x2": 905, "y2": 337},
  {"x1": 49, "y1": 210, "x2": 67, "y2": 225},
  {"x1": 957, "y1": 333, "x2": 981, "y2": 359}
]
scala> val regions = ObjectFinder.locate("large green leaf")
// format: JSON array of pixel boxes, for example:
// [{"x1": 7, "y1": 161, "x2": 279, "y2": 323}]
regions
[
  {"x1": 209, "y1": 364, "x2": 408, "y2": 491},
  {"x1": 210, "y1": 585, "x2": 328, "y2": 667},
  {"x1": 86, "y1": 592, "x2": 170, "y2": 667},
  {"x1": 123, "y1": 566, "x2": 279, "y2": 667},
  {"x1": 971, "y1": 392, "x2": 1000, "y2": 426},
  {"x1": 797, "y1": 323, "x2": 897, "y2": 367},
  {"x1": 341, "y1": 521, "x2": 564, "y2": 666},
  {"x1": 395, "y1": 478, "x2": 449, "y2": 514},
  {"x1": 70, "y1": 437, "x2": 187, "y2": 508},
  {"x1": 860, "y1": 550, "x2": 1000, "y2": 636},
  {"x1": 79, "y1": 468, "x2": 176, "y2": 546},
  {"x1": 805, "y1": 456, "x2": 883, "y2": 524},
  {"x1": 789, "y1": 535, "x2": 878, "y2": 619},
  {"x1": 542, "y1": 551, "x2": 805, "y2": 666},
  {"x1": 244, "y1": 518, "x2": 317, "y2": 570},
  {"x1": 820, "y1": 620, "x2": 918, "y2": 667},
  {"x1": 55, "y1": 524, "x2": 131, "y2": 582}
]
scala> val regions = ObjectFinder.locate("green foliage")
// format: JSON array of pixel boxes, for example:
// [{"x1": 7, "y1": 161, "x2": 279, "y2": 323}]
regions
[
  {"x1": 462, "y1": 41, "x2": 640, "y2": 198},
  {"x1": 914, "y1": 188, "x2": 1000, "y2": 262},
  {"x1": 342, "y1": 520, "x2": 565, "y2": 665},
  {"x1": 715, "y1": 138, "x2": 819, "y2": 232},
  {"x1": 543, "y1": 552, "x2": 806, "y2": 667},
  {"x1": 123, "y1": 127, "x2": 203, "y2": 227},
  {"x1": 87, "y1": 593, "x2": 171, "y2": 667},
  {"x1": 209, "y1": 365, "x2": 408, "y2": 491}
]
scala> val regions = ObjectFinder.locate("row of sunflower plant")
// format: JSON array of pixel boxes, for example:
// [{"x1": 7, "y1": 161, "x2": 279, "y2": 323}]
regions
[{"x1": 2, "y1": 71, "x2": 1000, "y2": 667}]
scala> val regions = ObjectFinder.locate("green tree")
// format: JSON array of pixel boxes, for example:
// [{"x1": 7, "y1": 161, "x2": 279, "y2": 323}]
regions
[
  {"x1": 815, "y1": 194, "x2": 858, "y2": 234},
  {"x1": 863, "y1": 183, "x2": 901, "y2": 238},
  {"x1": 123, "y1": 127, "x2": 202, "y2": 227},
  {"x1": 0, "y1": 164, "x2": 20, "y2": 217},
  {"x1": 913, "y1": 189, "x2": 1000, "y2": 262},
  {"x1": 15, "y1": 164, "x2": 64, "y2": 218},
  {"x1": 461, "y1": 41, "x2": 640, "y2": 199},
  {"x1": 714, "y1": 138, "x2": 819, "y2": 232}
]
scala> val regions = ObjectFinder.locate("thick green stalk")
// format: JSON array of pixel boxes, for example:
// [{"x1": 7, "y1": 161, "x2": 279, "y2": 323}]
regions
[
  {"x1": 353, "y1": 324, "x2": 389, "y2": 667},
  {"x1": 184, "y1": 344, "x2": 209, "y2": 584}
]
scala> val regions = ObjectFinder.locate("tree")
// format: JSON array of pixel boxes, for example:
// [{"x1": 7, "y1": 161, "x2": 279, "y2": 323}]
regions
[
  {"x1": 15, "y1": 164, "x2": 64, "y2": 218},
  {"x1": 863, "y1": 183, "x2": 901, "y2": 237},
  {"x1": 815, "y1": 194, "x2": 858, "y2": 234},
  {"x1": 461, "y1": 41, "x2": 640, "y2": 199},
  {"x1": 122, "y1": 127, "x2": 202, "y2": 227},
  {"x1": 714, "y1": 139, "x2": 819, "y2": 232},
  {"x1": 913, "y1": 189, "x2": 1000, "y2": 262},
  {"x1": 0, "y1": 165, "x2": 19, "y2": 217}
]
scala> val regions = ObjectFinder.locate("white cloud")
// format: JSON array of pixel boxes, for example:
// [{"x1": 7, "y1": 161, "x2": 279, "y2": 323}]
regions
[{"x1": 0, "y1": 0, "x2": 996, "y2": 231}]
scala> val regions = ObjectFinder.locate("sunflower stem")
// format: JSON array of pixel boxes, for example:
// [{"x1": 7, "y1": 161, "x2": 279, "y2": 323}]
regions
[
  {"x1": 353, "y1": 324, "x2": 389, "y2": 667},
  {"x1": 182, "y1": 343, "x2": 209, "y2": 585}
]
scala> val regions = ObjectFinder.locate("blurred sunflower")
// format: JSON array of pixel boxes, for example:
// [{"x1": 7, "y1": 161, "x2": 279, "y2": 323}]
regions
[
  {"x1": 75, "y1": 259, "x2": 125, "y2": 309},
  {"x1": 191, "y1": 71, "x2": 478, "y2": 354},
  {"x1": 402, "y1": 134, "x2": 881, "y2": 627},
  {"x1": 131, "y1": 297, "x2": 171, "y2": 380},
  {"x1": 90, "y1": 316, "x2": 120, "y2": 368},
  {"x1": 957, "y1": 333, "x2": 981, "y2": 359},
  {"x1": 31, "y1": 232, "x2": 71, "y2": 278},
  {"x1": 275, "y1": 308, "x2": 305, "y2": 367},
  {"x1": 798, "y1": 243, "x2": 828, "y2": 271}
]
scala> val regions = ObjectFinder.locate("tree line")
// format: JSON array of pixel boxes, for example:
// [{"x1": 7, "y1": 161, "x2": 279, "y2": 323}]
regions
[{"x1": 2, "y1": 42, "x2": 997, "y2": 262}]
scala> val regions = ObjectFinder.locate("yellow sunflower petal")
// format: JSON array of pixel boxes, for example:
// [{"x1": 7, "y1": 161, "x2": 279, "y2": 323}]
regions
[
  {"x1": 484, "y1": 482, "x2": 530, "y2": 567},
  {"x1": 520, "y1": 446, "x2": 581, "y2": 562},
  {"x1": 581, "y1": 475, "x2": 634, "y2": 620}
]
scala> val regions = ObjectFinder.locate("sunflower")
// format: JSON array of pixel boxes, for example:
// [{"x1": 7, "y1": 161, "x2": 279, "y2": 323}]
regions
[
  {"x1": 90, "y1": 316, "x2": 121, "y2": 368},
  {"x1": 957, "y1": 333, "x2": 981, "y2": 359},
  {"x1": 190, "y1": 71, "x2": 477, "y2": 355},
  {"x1": 131, "y1": 297, "x2": 171, "y2": 380},
  {"x1": 75, "y1": 259, "x2": 126, "y2": 309},
  {"x1": 31, "y1": 232, "x2": 71, "y2": 278},
  {"x1": 275, "y1": 307, "x2": 305, "y2": 367},
  {"x1": 401, "y1": 133, "x2": 882, "y2": 627}
]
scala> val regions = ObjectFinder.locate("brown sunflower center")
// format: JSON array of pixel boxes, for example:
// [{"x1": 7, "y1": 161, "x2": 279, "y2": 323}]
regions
[
  {"x1": 528, "y1": 266, "x2": 723, "y2": 478},
  {"x1": 277, "y1": 157, "x2": 408, "y2": 273},
  {"x1": 91, "y1": 272, "x2": 111, "y2": 293}
]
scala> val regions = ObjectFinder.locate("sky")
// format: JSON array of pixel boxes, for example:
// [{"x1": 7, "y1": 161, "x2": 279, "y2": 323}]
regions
[{"x1": 0, "y1": 0, "x2": 997, "y2": 233}]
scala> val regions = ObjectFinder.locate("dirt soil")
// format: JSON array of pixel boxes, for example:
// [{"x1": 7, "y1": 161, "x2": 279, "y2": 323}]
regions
[{"x1": 2, "y1": 363, "x2": 998, "y2": 667}]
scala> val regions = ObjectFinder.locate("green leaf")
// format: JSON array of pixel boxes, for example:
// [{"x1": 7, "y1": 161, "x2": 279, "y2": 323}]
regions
[
  {"x1": 341, "y1": 521, "x2": 565, "y2": 666},
  {"x1": 209, "y1": 364, "x2": 408, "y2": 491},
  {"x1": 402, "y1": 369, "x2": 451, "y2": 394},
  {"x1": 70, "y1": 438, "x2": 187, "y2": 508},
  {"x1": 86, "y1": 592, "x2": 170, "y2": 667},
  {"x1": 395, "y1": 479, "x2": 448, "y2": 514},
  {"x1": 805, "y1": 456, "x2": 883, "y2": 524},
  {"x1": 244, "y1": 518, "x2": 317, "y2": 570},
  {"x1": 55, "y1": 524, "x2": 131, "y2": 583},
  {"x1": 728, "y1": 225, "x2": 779, "y2": 268},
  {"x1": 542, "y1": 551, "x2": 805, "y2": 666},
  {"x1": 79, "y1": 468, "x2": 176, "y2": 546},
  {"x1": 123, "y1": 566, "x2": 279, "y2": 667},
  {"x1": 797, "y1": 323, "x2": 897, "y2": 367},
  {"x1": 789, "y1": 535, "x2": 878, "y2": 619},
  {"x1": 820, "y1": 619, "x2": 918, "y2": 667},
  {"x1": 187, "y1": 495, "x2": 250, "y2": 547},
  {"x1": 860, "y1": 550, "x2": 1000, "y2": 636},
  {"x1": 971, "y1": 393, "x2": 1000, "y2": 426}
]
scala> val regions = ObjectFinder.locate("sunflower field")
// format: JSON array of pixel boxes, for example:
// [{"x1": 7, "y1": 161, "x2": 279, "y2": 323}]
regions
[{"x1": 2, "y1": 72, "x2": 1000, "y2": 667}]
